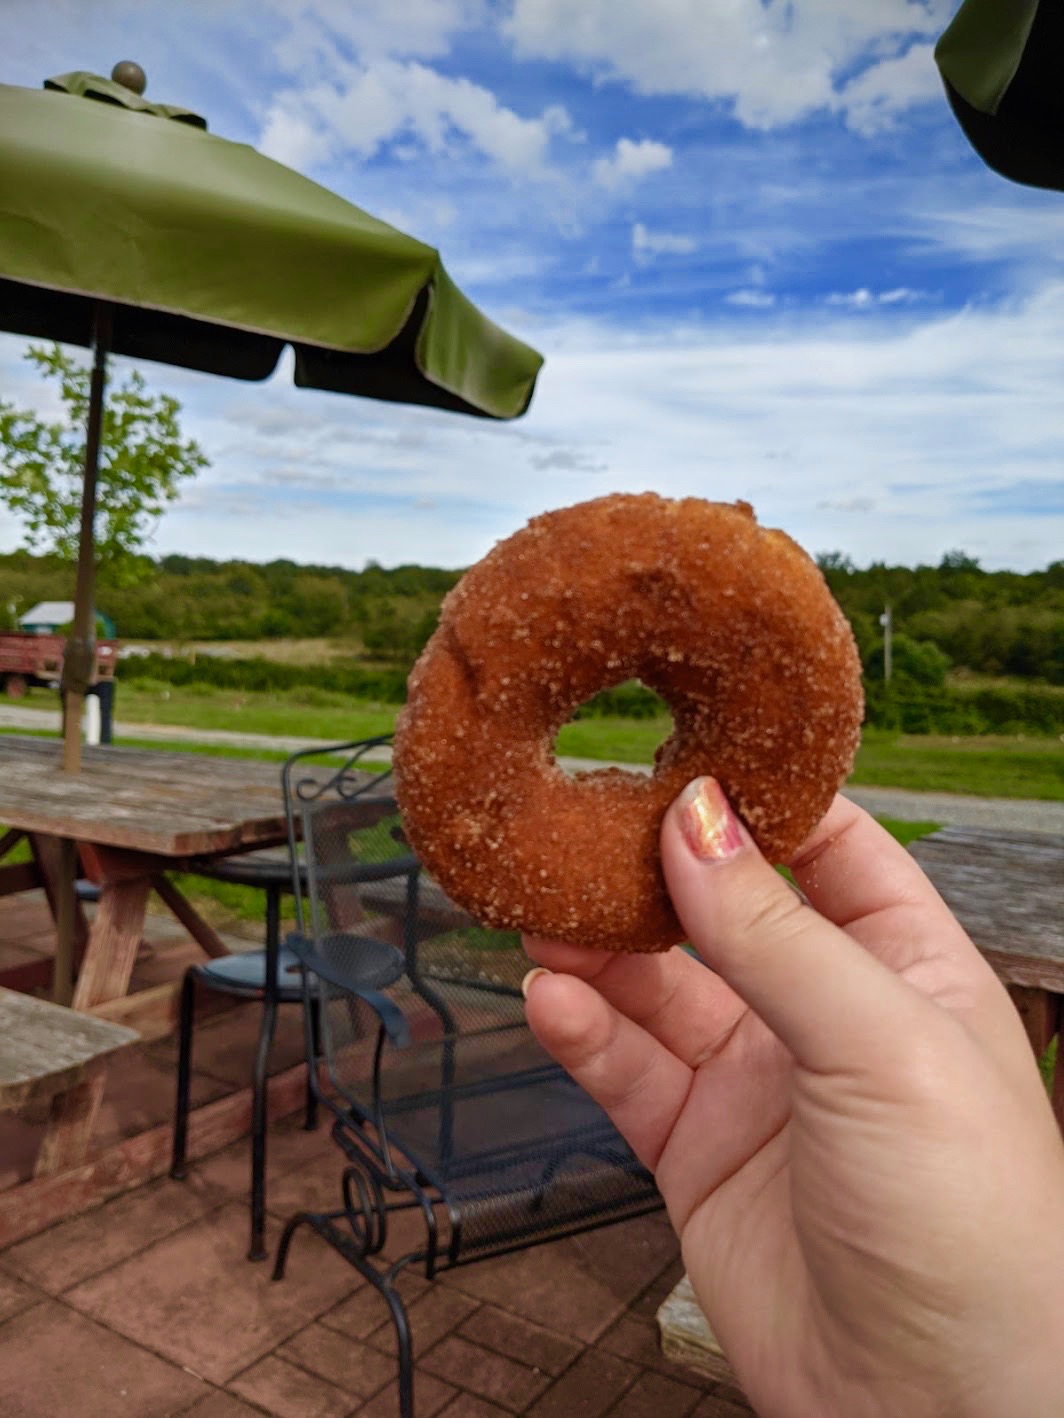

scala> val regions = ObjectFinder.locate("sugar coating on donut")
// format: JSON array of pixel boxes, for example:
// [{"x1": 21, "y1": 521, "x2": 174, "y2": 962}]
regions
[{"x1": 393, "y1": 493, "x2": 864, "y2": 953}]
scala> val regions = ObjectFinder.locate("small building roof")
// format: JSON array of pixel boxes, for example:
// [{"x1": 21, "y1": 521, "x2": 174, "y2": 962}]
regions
[
  {"x1": 18, "y1": 602, "x2": 116, "y2": 637},
  {"x1": 19, "y1": 602, "x2": 75, "y2": 627}
]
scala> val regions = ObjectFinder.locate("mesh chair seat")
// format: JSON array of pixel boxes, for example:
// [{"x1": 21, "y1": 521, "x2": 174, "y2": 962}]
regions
[{"x1": 369, "y1": 1043, "x2": 657, "y2": 1260}]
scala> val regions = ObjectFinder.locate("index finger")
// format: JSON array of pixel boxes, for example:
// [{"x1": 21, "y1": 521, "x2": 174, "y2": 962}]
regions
[{"x1": 522, "y1": 935, "x2": 749, "y2": 1069}]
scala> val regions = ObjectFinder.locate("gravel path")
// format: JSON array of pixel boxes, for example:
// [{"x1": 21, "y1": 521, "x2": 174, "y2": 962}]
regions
[{"x1": 2, "y1": 703, "x2": 1061, "y2": 834}]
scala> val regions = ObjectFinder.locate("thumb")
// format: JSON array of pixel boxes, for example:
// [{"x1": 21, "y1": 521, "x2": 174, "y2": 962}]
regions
[{"x1": 661, "y1": 778, "x2": 920, "y2": 1074}]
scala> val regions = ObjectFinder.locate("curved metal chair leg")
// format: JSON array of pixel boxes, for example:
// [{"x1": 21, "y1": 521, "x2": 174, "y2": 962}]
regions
[
  {"x1": 248, "y1": 992, "x2": 279, "y2": 1261},
  {"x1": 379, "y1": 1269, "x2": 415, "y2": 1418},
  {"x1": 271, "y1": 1209, "x2": 311, "y2": 1280},
  {"x1": 170, "y1": 968, "x2": 198, "y2": 1180}
]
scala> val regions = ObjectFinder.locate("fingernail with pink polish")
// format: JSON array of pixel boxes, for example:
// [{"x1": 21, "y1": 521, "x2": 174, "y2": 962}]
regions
[{"x1": 678, "y1": 778, "x2": 744, "y2": 862}]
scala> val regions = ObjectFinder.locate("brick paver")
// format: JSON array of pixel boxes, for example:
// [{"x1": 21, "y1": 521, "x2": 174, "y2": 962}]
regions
[{"x1": 0, "y1": 895, "x2": 755, "y2": 1416}]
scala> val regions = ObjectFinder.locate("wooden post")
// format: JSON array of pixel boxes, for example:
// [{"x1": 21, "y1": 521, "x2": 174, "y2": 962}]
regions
[
  {"x1": 62, "y1": 302, "x2": 113, "y2": 775},
  {"x1": 52, "y1": 837, "x2": 79, "y2": 1006}
]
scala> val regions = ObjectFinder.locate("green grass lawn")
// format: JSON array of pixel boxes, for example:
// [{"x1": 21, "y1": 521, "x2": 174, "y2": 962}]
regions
[
  {"x1": 849, "y1": 729, "x2": 1063, "y2": 801},
  {"x1": 12, "y1": 683, "x2": 1064, "y2": 801},
  {"x1": 555, "y1": 719, "x2": 1064, "y2": 800},
  {"x1": 50, "y1": 682, "x2": 397, "y2": 743}
]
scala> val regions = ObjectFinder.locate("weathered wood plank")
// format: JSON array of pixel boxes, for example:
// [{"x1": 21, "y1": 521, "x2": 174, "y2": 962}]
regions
[
  {"x1": 151, "y1": 875, "x2": 229, "y2": 959},
  {"x1": 72, "y1": 872, "x2": 152, "y2": 1010},
  {"x1": 35, "y1": 873, "x2": 152, "y2": 1174},
  {"x1": 28, "y1": 834, "x2": 87, "y2": 960},
  {"x1": 52, "y1": 836, "x2": 79, "y2": 1006},
  {"x1": 0, "y1": 987, "x2": 137, "y2": 1112},
  {"x1": 0, "y1": 737, "x2": 388, "y2": 857},
  {"x1": 87, "y1": 981, "x2": 183, "y2": 1042},
  {"x1": 656, "y1": 1275, "x2": 742, "y2": 1389},
  {"x1": 0, "y1": 1060, "x2": 313, "y2": 1248},
  {"x1": 910, "y1": 827, "x2": 1063, "y2": 974}
]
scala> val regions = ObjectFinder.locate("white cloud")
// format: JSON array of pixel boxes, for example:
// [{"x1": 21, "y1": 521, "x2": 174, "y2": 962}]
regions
[
  {"x1": 838, "y1": 42, "x2": 942, "y2": 137},
  {"x1": 914, "y1": 202, "x2": 1064, "y2": 268},
  {"x1": 592, "y1": 137, "x2": 673, "y2": 189},
  {"x1": 266, "y1": 0, "x2": 485, "y2": 66},
  {"x1": 817, "y1": 497, "x2": 878, "y2": 513},
  {"x1": 725, "y1": 289, "x2": 776, "y2": 308},
  {"x1": 825, "y1": 287, "x2": 926, "y2": 310},
  {"x1": 632, "y1": 222, "x2": 696, "y2": 260},
  {"x1": 258, "y1": 57, "x2": 572, "y2": 174},
  {"x1": 4, "y1": 281, "x2": 1055, "y2": 573},
  {"x1": 507, "y1": 0, "x2": 952, "y2": 131},
  {"x1": 258, "y1": 94, "x2": 335, "y2": 171}
]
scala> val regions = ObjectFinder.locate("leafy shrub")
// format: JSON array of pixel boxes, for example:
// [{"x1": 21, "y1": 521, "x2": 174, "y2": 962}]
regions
[
  {"x1": 864, "y1": 634, "x2": 950, "y2": 688},
  {"x1": 865, "y1": 682, "x2": 1063, "y2": 734},
  {"x1": 118, "y1": 652, "x2": 410, "y2": 703}
]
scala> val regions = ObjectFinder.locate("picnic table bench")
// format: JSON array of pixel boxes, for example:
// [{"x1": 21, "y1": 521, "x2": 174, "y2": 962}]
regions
[
  {"x1": 0, "y1": 986, "x2": 138, "y2": 1174},
  {"x1": 658, "y1": 824, "x2": 1064, "y2": 1391}
]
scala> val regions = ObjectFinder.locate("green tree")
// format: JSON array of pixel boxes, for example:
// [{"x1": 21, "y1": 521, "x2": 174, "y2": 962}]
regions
[
  {"x1": 0, "y1": 343, "x2": 208, "y2": 576},
  {"x1": 864, "y1": 633, "x2": 951, "y2": 688}
]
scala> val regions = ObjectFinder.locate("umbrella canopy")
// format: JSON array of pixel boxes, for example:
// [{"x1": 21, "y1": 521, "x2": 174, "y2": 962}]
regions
[
  {"x1": 0, "y1": 69, "x2": 542, "y2": 418},
  {"x1": 935, "y1": 0, "x2": 1064, "y2": 192}
]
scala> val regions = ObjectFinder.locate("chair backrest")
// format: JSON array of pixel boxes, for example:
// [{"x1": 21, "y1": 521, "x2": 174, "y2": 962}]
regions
[{"x1": 282, "y1": 735, "x2": 398, "y2": 938}]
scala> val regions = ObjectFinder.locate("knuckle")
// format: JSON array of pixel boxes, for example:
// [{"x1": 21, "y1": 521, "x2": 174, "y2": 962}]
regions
[{"x1": 738, "y1": 884, "x2": 810, "y2": 949}]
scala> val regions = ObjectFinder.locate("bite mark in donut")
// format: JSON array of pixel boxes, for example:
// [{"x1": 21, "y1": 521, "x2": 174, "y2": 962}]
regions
[{"x1": 393, "y1": 493, "x2": 864, "y2": 953}]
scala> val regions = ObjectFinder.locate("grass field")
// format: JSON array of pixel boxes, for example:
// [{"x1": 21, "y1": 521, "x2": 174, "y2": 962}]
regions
[{"x1": 13, "y1": 682, "x2": 1064, "y2": 800}]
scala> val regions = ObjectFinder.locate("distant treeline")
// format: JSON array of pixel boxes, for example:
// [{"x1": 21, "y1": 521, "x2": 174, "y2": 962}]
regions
[
  {"x1": 816, "y1": 551, "x2": 1063, "y2": 686},
  {"x1": 0, "y1": 551, "x2": 457, "y2": 663},
  {"x1": 1, "y1": 545, "x2": 1061, "y2": 686}
]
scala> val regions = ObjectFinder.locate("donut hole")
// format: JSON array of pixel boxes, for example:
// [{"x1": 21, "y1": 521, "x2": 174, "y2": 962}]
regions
[{"x1": 552, "y1": 678, "x2": 674, "y2": 768}]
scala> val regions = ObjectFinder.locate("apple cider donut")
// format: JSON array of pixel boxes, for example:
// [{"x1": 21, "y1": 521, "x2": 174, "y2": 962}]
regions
[{"x1": 393, "y1": 493, "x2": 863, "y2": 953}]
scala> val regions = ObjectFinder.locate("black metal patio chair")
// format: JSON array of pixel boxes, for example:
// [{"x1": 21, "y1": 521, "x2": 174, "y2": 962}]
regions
[
  {"x1": 170, "y1": 735, "x2": 413, "y2": 1260},
  {"x1": 271, "y1": 741, "x2": 664, "y2": 1417}
]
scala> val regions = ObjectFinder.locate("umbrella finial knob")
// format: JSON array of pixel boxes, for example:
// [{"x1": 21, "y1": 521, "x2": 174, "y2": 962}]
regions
[{"x1": 111, "y1": 60, "x2": 146, "y2": 95}]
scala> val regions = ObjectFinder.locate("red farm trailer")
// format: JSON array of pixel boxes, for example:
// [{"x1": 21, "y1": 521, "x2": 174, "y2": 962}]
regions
[{"x1": 0, "y1": 633, "x2": 118, "y2": 698}]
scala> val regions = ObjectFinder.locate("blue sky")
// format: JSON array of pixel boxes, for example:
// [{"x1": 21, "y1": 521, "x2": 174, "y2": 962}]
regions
[{"x1": 2, "y1": 0, "x2": 1063, "y2": 572}]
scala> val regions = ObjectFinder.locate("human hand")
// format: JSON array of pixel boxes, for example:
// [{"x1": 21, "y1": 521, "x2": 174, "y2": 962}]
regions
[{"x1": 522, "y1": 781, "x2": 1064, "y2": 1418}]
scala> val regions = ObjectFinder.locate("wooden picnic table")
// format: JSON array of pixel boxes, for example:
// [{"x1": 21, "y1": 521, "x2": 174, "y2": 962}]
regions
[{"x1": 0, "y1": 735, "x2": 393, "y2": 1220}]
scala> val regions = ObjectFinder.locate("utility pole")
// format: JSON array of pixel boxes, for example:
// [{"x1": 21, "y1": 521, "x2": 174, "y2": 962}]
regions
[{"x1": 879, "y1": 604, "x2": 893, "y2": 684}]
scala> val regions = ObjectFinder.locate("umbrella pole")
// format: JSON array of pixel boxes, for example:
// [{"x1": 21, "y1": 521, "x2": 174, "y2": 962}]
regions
[
  {"x1": 54, "y1": 303, "x2": 111, "y2": 1005},
  {"x1": 61, "y1": 302, "x2": 113, "y2": 773}
]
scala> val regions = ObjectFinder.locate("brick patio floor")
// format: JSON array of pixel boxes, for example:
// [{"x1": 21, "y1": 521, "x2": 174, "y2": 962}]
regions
[{"x1": 0, "y1": 892, "x2": 754, "y2": 1416}]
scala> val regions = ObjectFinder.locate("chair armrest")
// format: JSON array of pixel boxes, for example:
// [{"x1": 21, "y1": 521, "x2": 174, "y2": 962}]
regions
[{"x1": 285, "y1": 932, "x2": 411, "y2": 1049}]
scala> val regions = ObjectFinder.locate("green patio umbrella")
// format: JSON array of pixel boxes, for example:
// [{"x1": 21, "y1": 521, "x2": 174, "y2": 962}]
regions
[
  {"x1": 0, "y1": 63, "x2": 544, "y2": 774},
  {"x1": 0, "y1": 62, "x2": 542, "y2": 1008},
  {"x1": 935, "y1": 0, "x2": 1064, "y2": 191}
]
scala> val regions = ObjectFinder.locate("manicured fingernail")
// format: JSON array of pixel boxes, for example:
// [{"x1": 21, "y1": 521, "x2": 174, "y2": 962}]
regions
[
  {"x1": 677, "y1": 778, "x2": 744, "y2": 862},
  {"x1": 521, "y1": 967, "x2": 552, "y2": 999}
]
